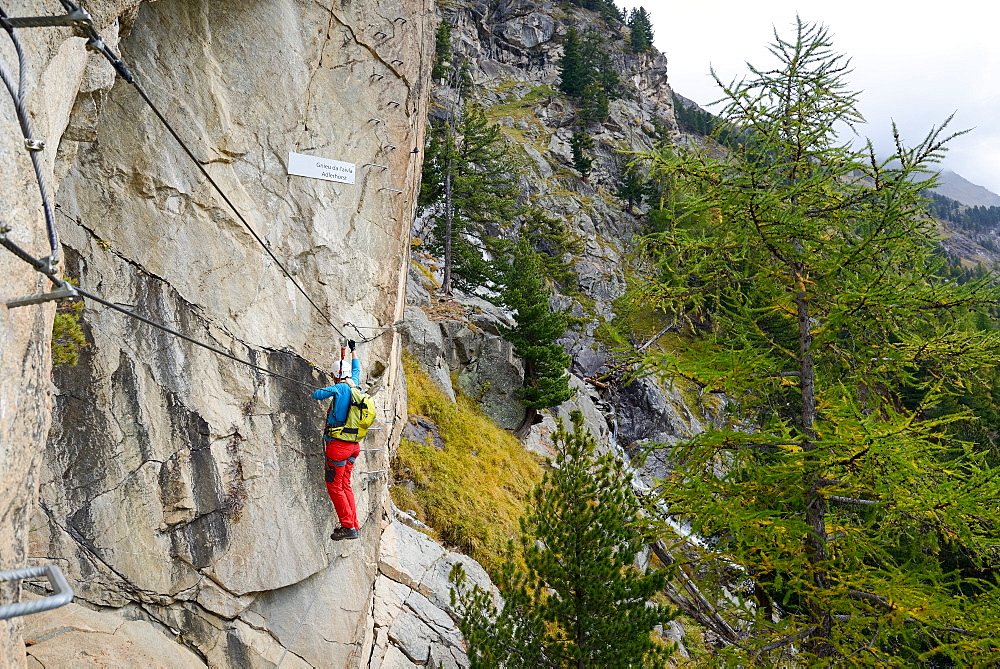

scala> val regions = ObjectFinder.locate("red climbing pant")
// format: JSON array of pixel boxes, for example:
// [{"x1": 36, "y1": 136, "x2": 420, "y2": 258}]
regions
[{"x1": 325, "y1": 438, "x2": 360, "y2": 530}]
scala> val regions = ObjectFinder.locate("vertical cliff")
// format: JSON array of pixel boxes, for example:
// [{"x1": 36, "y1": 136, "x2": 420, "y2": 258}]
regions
[
  {"x1": 1, "y1": 1, "x2": 147, "y2": 661},
  {"x1": 2, "y1": 0, "x2": 436, "y2": 665}
]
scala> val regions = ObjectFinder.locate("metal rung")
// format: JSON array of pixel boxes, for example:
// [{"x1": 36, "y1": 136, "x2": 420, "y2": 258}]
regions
[
  {"x1": 0, "y1": 565, "x2": 73, "y2": 620},
  {"x1": 361, "y1": 448, "x2": 385, "y2": 452},
  {"x1": 379, "y1": 188, "x2": 402, "y2": 194},
  {"x1": 362, "y1": 470, "x2": 386, "y2": 476},
  {"x1": 3, "y1": 8, "x2": 92, "y2": 30},
  {"x1": 362, "y1": 163, "x2": 388, "y2": 170},
  {"x1": 6, "y1": 284, "x2": 79, "y2": 309}
]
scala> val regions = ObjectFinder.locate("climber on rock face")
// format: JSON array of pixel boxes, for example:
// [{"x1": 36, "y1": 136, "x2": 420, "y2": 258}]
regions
[{"x1": 312, "y1": 340, "x2": 362, "y2": 541}]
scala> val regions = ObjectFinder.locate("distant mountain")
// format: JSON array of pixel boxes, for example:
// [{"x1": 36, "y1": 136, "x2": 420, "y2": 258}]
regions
[{"x1": 932, "y1": 170, "x2": 1000, "y2": 208}]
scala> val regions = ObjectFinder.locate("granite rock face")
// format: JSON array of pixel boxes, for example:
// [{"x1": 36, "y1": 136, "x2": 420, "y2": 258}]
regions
[
  {"x1": 1, "y1": 1, "x2": 145, "y2": 662},
  {"x1": 2, "y1": 0, "x2": 442, "y2": 665}
]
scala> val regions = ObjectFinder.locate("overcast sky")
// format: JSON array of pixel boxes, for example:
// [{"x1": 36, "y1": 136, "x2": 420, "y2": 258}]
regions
[{"x1": 617, "y1": 1, "x2": 1000, "y2": 195}]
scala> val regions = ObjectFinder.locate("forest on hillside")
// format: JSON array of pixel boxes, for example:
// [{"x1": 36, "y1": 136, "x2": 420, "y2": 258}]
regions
[{"x1": 408, "y1": 6, "x2": 1000, "y2": 665}]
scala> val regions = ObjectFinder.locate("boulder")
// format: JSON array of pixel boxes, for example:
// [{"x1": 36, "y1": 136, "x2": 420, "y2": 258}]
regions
[
  {"x1": 399, "y1": 306, "x2": 456, "y2": 402},
  {"x1": 372, "y1": 521, "x2": 495, "y2": 667}
]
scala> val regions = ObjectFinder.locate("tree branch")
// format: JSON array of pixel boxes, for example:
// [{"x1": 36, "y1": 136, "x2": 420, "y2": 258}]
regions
[{"x1": 828, "y1": 495, "x2": 879, "y2": 506}]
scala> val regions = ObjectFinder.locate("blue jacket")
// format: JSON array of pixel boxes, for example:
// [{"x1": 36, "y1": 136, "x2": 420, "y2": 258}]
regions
[{"x1": 312, "y1": 358, "x2": 361, "y2": 425}]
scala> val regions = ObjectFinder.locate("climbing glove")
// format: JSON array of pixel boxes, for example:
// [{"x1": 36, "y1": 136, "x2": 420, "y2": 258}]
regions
[{"x1": 348, "y1": 339, "x2": 356, "y2": 351}]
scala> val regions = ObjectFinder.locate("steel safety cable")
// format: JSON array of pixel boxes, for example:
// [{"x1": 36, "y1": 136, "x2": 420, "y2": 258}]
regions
[
  {"x1": 3, "y1": 228, "x2": 349, "y2": 397},
  {"x1": 0, "y1": 225, "x2": 321, "y2": 388},
  {"x1": 124, "y1": 80, "x2": 348, "y2": 337},
  {"x1": 0, "y1": 8, "x2": 59, "y2": 261},
  {"x1": 73, "y1": 286, "x2": 321, "y2": 390},
  {"x1": 343, "y1": 320, "x2": 403, "y2": 344},
  {"x1": 52, "y1": 2, "x2": 347, "y2": 339}
]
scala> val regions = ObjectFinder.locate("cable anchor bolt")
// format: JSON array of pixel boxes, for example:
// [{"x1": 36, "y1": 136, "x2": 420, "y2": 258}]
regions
[
  {"x1": 2, "y1": 7, "x2": 92, "y2": 31},
  {"x1": 24, "y1": 139, "x2": 45, "y2": 152},
  {"x1": 6, "y1": 283, "x2": 79, "y2": 309},
  {"x1": 84, "y1": 35, "x2": 105, "y2": 54}
]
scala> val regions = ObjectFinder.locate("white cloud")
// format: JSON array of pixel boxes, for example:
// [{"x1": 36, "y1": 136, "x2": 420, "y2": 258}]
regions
[{"x1": 617, "y1": 0, "x2": 1000, "y2": 194}]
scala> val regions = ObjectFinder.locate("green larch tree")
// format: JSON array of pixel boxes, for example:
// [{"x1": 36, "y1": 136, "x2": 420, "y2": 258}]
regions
[
  {"x1": 637, "y1": 19, "x2": 1000, "y2": 665},
  {"x1": 451, "y1": 410, "x2": 676, "y2": 667}
]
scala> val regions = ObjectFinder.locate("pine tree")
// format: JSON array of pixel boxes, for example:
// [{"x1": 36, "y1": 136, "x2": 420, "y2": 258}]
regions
[
  {"x1": 495, "y1": 239, "x2": 574, "y2": 438},
  {"x1": 431, "y1": 20, "x2": 452, "y2": 81},
  {"x1": 451, "y1": 411, "x2": 676, "y2": 667},
  {"x1": 617, "y1": 160, "x2": 645, "y2": 214},
  {"x1": 524, "y1": 209, "x2": 583, "y2": 291},
  {"x1": 628, "y1": 7, "x2": 654, "y2": 53},
  {"x1": 558, "y1": 27, "x2": 585, "y2": 97},
  {"x1": 570, "y1": 130, "x2": 594, "y2": 177},
  {"x1": 638, "y1": 19, "x2": 1000, "y2": 664},
  {"x1": 420, "y1": 104, "x2": 521, "y2": 292},
  {"x1": 579, "y1": 81, "x2": 609, "y2": 125}
]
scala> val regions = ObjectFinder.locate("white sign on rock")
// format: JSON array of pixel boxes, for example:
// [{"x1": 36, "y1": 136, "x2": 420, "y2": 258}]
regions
[{"x1": 288, "y1": 151, "x2": 356, "y2": 184}]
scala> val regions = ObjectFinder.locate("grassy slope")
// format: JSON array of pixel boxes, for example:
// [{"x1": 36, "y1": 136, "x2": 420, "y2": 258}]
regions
[{"x1": 391, "y1": 351, "x2": 544, "y2": 575}]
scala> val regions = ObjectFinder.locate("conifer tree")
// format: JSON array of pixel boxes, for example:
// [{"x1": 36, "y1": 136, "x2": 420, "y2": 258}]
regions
[
  {"x1": 558, "y1": 27, "x2": 585, "y2": 97},
  {"x1": 617, "y1": 160, "x2": 646, "y2": 213},
  {"x1": 524, "y1": 209, "x2": 583, "y2": 291},
  {"x1": 628, "y1": 7, "x2": 654, "y2": 53},
  {"x1": 579, "y1": 81, "x2": 609, "y2": 125},
  {"x1": 431, "y1": 20, "x2": 452, "y2": 81},
  {"x1": 638, "y1": 19, "x2": 1000, "y2": 664},
  {"x1": 570, "y1": 130, "x2": 594, "y2": 177},
  {"x1": 451, "y1": 411, "x2": 676, "y2": 667},
  {"x1": 495, "y1": 239, "x2": 574, "y2": 438},
  {"x1": 420, "y1": 104, "x2": 521, "y2": 292}
]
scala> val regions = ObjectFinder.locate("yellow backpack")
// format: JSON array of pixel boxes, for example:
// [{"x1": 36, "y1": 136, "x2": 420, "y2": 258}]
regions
[{"x1": 324, "y1": 387, "x2": 376, "y2": 442}]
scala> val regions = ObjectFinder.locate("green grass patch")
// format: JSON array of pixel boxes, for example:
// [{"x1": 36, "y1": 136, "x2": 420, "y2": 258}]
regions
[
  {"x1": 52, "y1": 287, "x2": 87, "y2": 366},
  {"x1": 485, "y1": 84, "x2": 559, "y2": 119},
  {"x1": 392, "y1": 352, "x2": 544, "y2": 575}
]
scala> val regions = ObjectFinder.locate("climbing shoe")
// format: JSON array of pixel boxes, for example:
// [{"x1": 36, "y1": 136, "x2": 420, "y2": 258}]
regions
[{"x1": 331, "y1": 527, "x2": 359, "y2": 541}]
